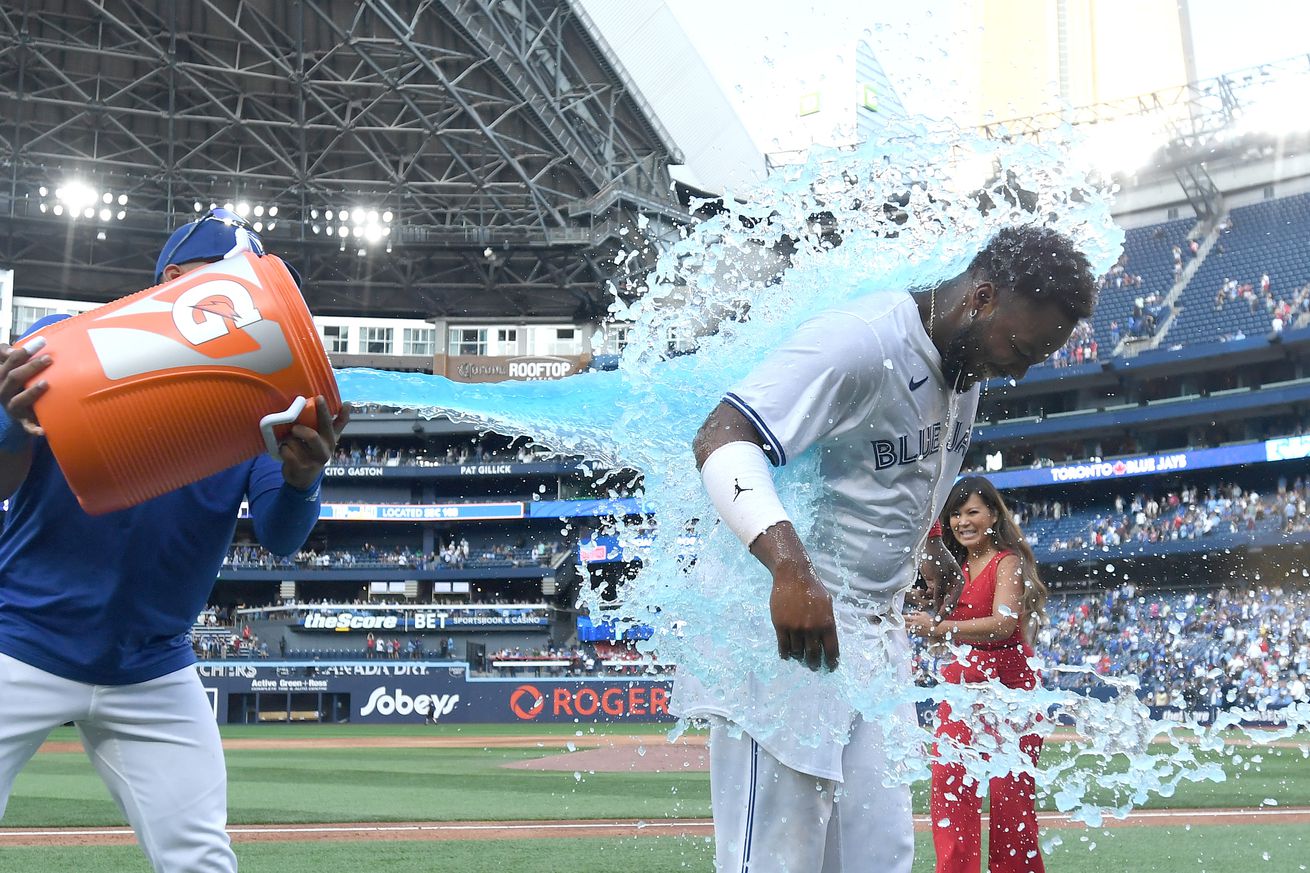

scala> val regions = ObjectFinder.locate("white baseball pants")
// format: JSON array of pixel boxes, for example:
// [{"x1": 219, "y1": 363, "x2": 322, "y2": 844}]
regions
[
  {"x1": 0, "y1": 653, "x2": 237, "y2": 872},
  {"x1": 709, "y1": 712, "x2": 915, "y2": 873}
]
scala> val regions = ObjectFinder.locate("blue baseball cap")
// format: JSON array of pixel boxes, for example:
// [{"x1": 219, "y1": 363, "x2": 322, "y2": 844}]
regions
[{"x1": 154, "y1": 208, "x2": 269, "y2": 283}]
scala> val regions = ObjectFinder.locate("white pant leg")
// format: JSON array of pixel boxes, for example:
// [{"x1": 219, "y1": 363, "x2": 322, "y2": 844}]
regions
[
  {"x1": 0, "y1": 653, "x2": 93, "y2": 818},
  {"x1": 710, "y1": 717, "x2": 836, "y2": 873},
  {"x1": 78, "y1": 666, "x2": 236, "y2": 873},
  {"x1": 819, "y1": 706, "x2": 917, "y2": 873}
]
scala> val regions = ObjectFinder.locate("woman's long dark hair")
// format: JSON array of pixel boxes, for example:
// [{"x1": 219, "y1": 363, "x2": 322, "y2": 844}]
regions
[{"x1": 939, "y1": 476, "x2": 1048, "y2": 643}]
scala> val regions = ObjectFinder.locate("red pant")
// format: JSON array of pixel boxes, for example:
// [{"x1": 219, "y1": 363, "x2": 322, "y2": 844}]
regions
[{"x1": 930, "y1": 701, "x2": 1044, "y2": 873}]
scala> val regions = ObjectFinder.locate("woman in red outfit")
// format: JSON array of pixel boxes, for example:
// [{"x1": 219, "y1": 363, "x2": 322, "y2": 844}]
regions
[{"x1": 906, "y1": 476, "x2": 1048, "y2": 873}]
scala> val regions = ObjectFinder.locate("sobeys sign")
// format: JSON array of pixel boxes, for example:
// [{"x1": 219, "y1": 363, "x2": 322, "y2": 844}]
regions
[{"x1": 436, "y1": 354, "x2": 589, "y2": 383}]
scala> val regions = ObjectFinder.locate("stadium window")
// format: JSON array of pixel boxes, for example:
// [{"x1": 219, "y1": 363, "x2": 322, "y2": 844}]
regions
[
  {"x1": 667, "y1": 326, "x2": 696, "y2": 354},
  {"x1": 321, "y1": 324, "x2": 349, "y2": 354},
  {"x1": 402, "y1": 327, "x2": 435, "y2": 357},
  {"x1": 495, "y1": 328, "x2": 518, "y2": 355},
  {"x1": 552, "y1": 328, "x2": 578, "y2": 355},
  {"x1": 12, "y1": 305, "x2": 60, "y2": 337},
  {"x1": 361, "y1": 326, "x2": 394, "y2": 355},
  {"x1": 448, "y1": 327, "x2": 487, "y2": 356}
]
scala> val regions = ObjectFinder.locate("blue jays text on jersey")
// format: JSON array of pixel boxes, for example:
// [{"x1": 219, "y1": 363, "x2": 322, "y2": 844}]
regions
[{"x1": 870, "y1": 420, "x2": 971, "y2": 470}]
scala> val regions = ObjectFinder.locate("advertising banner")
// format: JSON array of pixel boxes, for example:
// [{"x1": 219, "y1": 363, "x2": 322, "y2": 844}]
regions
[
  {"x1": 322, "y1": 462, "x2": 579, "y2": 479},
  {"x1": 236, "y1": 499, "x2": 649, "y2": 522},
  {"x1": 436, "y1": 354, "x2": 590, "y2": 383},
  {"x1": 298, "y1": 610, "x2": 548, "y2": 632},
  {"x1": 197, "y1": 663, "x2": 674, "y2": 725},
  {"x1": 985, "y1": 442, "x2": 1269, "y2": 490},
  {"x1": 319, "y1": 502, "x2": 525, "y2": 521}
]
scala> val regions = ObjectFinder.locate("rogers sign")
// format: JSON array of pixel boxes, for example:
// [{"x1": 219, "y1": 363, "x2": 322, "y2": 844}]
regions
[{"x1": 509, "y1": 683, "x2": 670, "y2": 721}]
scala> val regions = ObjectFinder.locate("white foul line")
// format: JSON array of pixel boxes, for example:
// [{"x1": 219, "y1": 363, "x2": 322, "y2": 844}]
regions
[{"x1": 1, "y1": 808, "x2": 1306, "y2": 840}]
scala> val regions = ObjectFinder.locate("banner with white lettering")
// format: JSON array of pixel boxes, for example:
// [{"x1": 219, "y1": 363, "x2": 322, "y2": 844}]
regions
[{"x1": 196, "y1": 664, "x2": 674, "y2": 724}]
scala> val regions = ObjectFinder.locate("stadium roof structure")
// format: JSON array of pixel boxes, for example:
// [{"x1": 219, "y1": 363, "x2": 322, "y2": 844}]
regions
[{"x1": 0, "y1": 0, "x2": 703, "y2": 319}]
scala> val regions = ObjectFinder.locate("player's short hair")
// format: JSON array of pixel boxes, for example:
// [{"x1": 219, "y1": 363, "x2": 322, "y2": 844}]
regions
[{"x1": 969, "y1": 225, "x2": 1097, "y2": 321}]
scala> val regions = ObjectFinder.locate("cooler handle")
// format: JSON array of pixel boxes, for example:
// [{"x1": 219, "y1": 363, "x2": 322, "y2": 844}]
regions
[{"x1": 260, "y1": 396, "x2": 308, "y2": 459}]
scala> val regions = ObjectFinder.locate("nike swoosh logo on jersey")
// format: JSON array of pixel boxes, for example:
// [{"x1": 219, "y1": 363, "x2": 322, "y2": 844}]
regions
[{"x1": 909, "y1": 375, "x2": 929, "y2": 391}]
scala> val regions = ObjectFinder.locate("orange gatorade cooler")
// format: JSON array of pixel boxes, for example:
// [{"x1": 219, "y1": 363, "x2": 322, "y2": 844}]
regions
[{"x1": 23, "y1": 251, "x2": 340, "y2": 514}]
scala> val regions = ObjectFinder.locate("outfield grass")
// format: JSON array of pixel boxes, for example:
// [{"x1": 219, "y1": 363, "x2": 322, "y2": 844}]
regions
[
  {"x1": 12, "y1": 724, "x2": 1308, "y2": 828},
  {"x1": 3, "y1": 826, "x2": 1307, "y2": 873},
  {"x1": 6, "y1": 745, "x2": 711, "y2": 828},
  {"x1": 7, "y1": 724, "x2": 1308, "y2": 873}
]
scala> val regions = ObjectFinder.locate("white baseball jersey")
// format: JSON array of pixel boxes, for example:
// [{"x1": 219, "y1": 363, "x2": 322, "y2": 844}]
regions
[
  {"x1": 725, "y1": 290, "x2": 980, "y2": 604},
  {"x1": 674, "y1": 290, "x2": 980, "y2": 780}
]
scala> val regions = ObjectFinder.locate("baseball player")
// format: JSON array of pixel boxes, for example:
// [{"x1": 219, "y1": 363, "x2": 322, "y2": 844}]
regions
[
  {"x1": 680, "y1": 226, "x2": 1097, "y2": 873},
  {"x1": 0, "y1": 209, "x2": 347, "y2": 872}
]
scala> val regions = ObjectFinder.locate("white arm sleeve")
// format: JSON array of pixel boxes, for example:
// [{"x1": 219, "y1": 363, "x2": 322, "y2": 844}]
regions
[{"x1": 700, "y1": 441, "x2": 791, "y2": 548}]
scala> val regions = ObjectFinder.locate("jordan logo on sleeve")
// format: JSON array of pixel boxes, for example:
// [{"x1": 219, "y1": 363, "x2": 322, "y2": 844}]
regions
[{"x1": 733, "y1": 480, "x2": 754, "y2": 501}]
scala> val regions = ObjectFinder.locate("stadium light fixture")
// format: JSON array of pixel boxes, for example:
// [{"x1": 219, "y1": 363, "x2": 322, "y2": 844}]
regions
[
  {"x1": 41, "y1": 179, "x2": 129, "y2": 222},
  {"x1": 314, "y1": 204, "x2": 394, "y2": 253}
]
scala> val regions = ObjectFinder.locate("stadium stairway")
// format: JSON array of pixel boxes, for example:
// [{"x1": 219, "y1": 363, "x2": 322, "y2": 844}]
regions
[{"x1": 1125, "y1": 216, "x2": 1225, "y2": 355}]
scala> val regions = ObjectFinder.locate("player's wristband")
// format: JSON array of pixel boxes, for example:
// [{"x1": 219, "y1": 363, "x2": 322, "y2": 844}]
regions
[
  {"x1": 928, "y1": 520, "x2": 943, "y2": 539},
  {"x1": 700, "y1": 441, "x2": 791, "y2": 548},
  {"x1": 0, "y1": 415, "x2": 31, "y2": 454}
]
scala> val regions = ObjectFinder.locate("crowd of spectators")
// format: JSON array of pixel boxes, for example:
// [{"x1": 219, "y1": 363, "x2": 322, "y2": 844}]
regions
[
  {"x1": 1126, "y1": 291, "x2": 1168, "y2": 338},
  {"x1": 1213, "y1": 276, "x2": 1310, "y2": 338},
  {"x1": 333, "y1": 438, "x2": 560, "y2": 468},
  {"x1": 1049, "y1": 321, "x2": 1098, "y2": 368},
  {"x1": 224, "y1": 540, "x2": 559, "y2": 571},
  {"x1": 357, "y1": 633, "x2": 458, "y2": 660},
  {"x1": 1099, "y1": 255, "x2": 1144, "y2": 291},
  {"x1": 486, "y1": 641, "x2": 669, "y2": 678},
  {"x1": 1040, "y1": 584, "x2": 1308, "y2": 712},
  {"x1": 1024, "y1": 479, "x2": 1310, "y2": 553},
  {"x1": 191, "y1": 621, "x2": 270, "y2": 660},
  {"x1": 912, "y1": 583, "x2": 1310, "y2": 716},
  {"x1": 1096, "y1": 250, "x2": 1174, "y2": 345}
]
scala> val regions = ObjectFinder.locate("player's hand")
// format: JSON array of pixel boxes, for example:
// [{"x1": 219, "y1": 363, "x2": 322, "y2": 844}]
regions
[
  {"x1": 904, "y1": 611, "x2": 938, "y2": 639},
  {"x1": 769, "y1": 560, "x2": 840, "y2": 671},
  {"x1": 0, "y1": 338, "x2": 54, "y2": 437},
  {"x1": 920, "y1": 537, "x2": 965, "y2": 618},
  {"x1": 280, "y1": 396, "x2": 350, "y2": 490}
]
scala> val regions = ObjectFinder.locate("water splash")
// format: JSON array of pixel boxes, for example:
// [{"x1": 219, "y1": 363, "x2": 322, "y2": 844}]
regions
[{"x1": 336, "y1": 127, "x2": 1306, "y2": 826}]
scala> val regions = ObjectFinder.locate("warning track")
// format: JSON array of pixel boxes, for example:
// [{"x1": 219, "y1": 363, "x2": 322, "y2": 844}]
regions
[{"x1": 2, "y1": 808, "x2": 1307, "y2": 848}]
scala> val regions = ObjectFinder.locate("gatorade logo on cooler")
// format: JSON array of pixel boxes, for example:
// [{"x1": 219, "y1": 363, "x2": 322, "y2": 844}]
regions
[
  {"x1": 171, "y1": 281, "x2": 263, "y2": 346},
  {"x1": 85, "y1": 255, "x2": 294, "y2": 380}
]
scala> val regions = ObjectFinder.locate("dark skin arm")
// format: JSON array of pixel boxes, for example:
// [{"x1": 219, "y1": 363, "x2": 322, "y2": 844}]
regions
[
  {"x1": 918, "y1": 536, "x2": 965, "y2": 619},
  {"x1": 0, "y1": 340, "x2": 53, "y2": 499},
  {"x1": 278, "y1": 396, "x2": 350, "y2": 490},
  {"x1": 693, "y1": 402, "x2": 839, "y2": 672}
]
